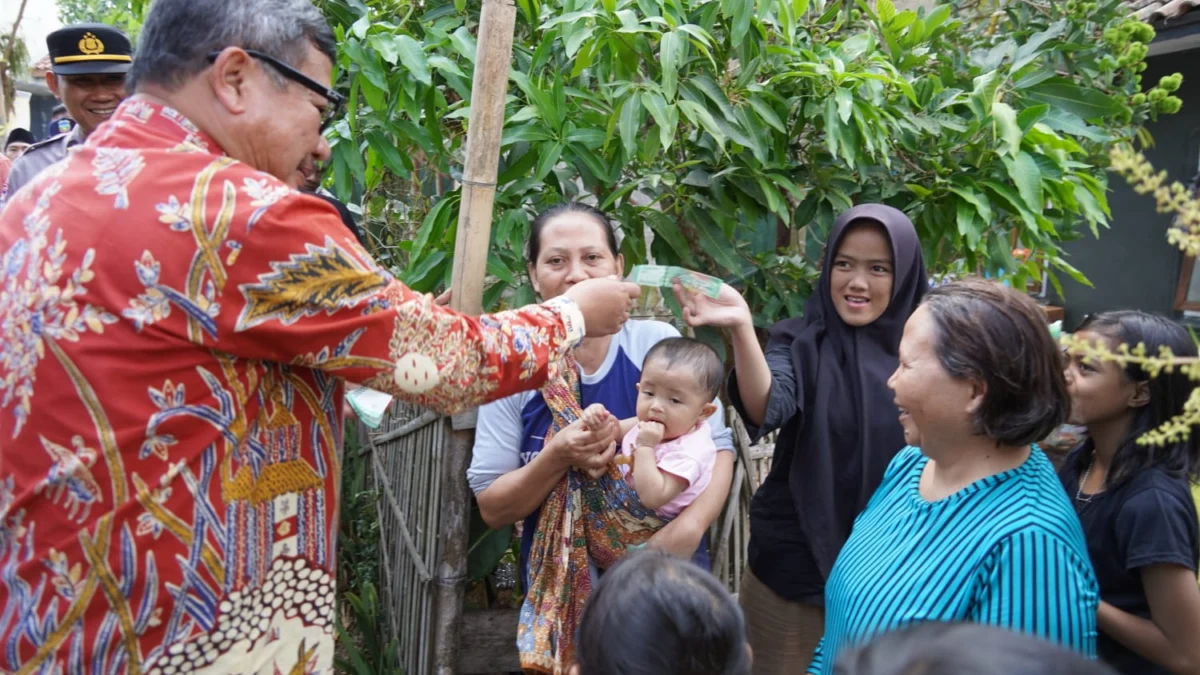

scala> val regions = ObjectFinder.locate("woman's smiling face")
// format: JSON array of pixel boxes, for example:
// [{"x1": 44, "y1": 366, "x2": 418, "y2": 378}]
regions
[
  {"x1": 528, "y1": 213, "x2": 624, "y2": 300},
  {"x1": 829, "y1": 220, "x2": 894, "y2": 327}
]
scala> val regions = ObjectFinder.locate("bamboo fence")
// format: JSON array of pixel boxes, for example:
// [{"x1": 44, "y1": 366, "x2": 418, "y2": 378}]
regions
[
  {"x1": 366, "y1": 397, "x2": 775, "y2": 674},
  {"x1": 362, "y1": 0, "x2": 777, "y2": 667}
]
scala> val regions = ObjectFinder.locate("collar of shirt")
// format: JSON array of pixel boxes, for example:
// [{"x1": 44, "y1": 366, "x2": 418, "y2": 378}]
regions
[
  {"x1": 65, "y1": 124, "x2": 86, "y2": 148},
  {"x1": 93, "y1": 95, "x2": 221, "y2": 156}
]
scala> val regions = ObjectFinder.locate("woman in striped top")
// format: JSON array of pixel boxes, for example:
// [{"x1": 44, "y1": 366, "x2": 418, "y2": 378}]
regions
[{"x1": 808, "y1": 280, "x2": 1099, "y2": 675}]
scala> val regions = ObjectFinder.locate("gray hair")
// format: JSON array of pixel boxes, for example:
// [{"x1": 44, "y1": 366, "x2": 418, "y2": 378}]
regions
[{"x1": 128, "y1": 0, "x2": 337, "y2": 92}]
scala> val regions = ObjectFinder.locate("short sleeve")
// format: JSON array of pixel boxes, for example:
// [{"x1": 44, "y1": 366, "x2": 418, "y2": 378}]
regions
[
  {"x1": 657, "y1": 453, "x2": 701, "y2": 486},
  {"x1": 1116, "y1": 485, "x2": 1199, "y2": 572},
  {"x1": 970, "y1": 529, "x2": 1099, "y2": 657},
  {"x1": 467, "y1": 392, "x2": 530, "y2": 494},
  {"x1": 656, "y1": 432, "x2": 716, "y2": 486},
  {"x1": 203, "y1": 192, "x2": 583, "y2": 415},
  {"x1": 728, "y1": 340, "x2": 799, "y2": 442}
]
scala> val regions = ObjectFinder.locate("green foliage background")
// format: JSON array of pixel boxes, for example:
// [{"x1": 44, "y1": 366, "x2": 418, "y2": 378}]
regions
[
  {"x1": 56, "y1": 0, "x2": 147, "y2": 41},
  {"x1": 316, "y1": 0, "x2": 1178, "y2": 331}
]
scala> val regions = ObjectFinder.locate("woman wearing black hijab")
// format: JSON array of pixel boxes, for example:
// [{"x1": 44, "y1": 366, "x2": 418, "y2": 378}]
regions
[{"x1": 675, "y1": 204, "x2": 927, "y2": 674}]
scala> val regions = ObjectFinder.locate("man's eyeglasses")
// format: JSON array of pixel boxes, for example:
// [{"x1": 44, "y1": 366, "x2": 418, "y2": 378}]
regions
[{"x1": 206, "y1": 48, "x2": 345, "y2": 131}]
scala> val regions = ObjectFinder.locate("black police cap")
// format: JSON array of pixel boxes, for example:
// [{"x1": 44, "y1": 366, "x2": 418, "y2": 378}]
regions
[{"x1": 48, "y1": 23, "x2": 133, "y2": 76}]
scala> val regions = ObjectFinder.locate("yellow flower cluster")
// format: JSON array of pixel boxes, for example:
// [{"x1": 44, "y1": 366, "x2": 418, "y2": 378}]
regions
[
  {"x1": 1109, "y1": 145, "x2": 1200, "y2": 256},
  {"x1": 1061, "y1": 332, "x2": 1200, "y2": 447},
  {"x1": 1067, "y1": 145, "x2": 1200, "y2": 446}
]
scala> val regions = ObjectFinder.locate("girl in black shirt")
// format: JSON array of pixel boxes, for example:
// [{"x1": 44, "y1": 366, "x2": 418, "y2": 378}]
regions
[{"x1": 1060, "y1": 311, "x2": 1200, "y2": 674}]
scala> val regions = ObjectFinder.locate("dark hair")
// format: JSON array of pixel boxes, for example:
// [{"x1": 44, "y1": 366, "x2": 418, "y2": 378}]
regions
[
  {"x1": 1069, "y1": 310, "x2": 1200, "y2": 485},
  {"x1": 574, "y1": 550, "x2": 749, "y2": 675},
  {"x1": 51, "y1": 104, "x2": 68, "y2": 117},
  {"x1": 922, "y1": 279, "x2": 1069, "y2": 446},
  {"x1": 834, "y1": 622, "x2": 1117, "y2": 675},
  {"x1": 526, "y1": 201, "x2": 619, "y2": 265},
  {"x1": 642, "y1": 337, "x2": 725, "y2": 400},
  {"x1": 129, "y1": 0, "x2": 337, "y2": 92}
]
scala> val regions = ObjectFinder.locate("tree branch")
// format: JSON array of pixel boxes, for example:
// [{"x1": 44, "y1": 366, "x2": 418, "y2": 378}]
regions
[{"x1": 5, "y1": 0, "x2": 28, "y2": 66}]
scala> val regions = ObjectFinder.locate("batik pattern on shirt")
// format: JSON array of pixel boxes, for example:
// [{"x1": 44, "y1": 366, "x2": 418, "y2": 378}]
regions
[{"x1": 0, "y1": 96, "x2": 583, "y2": 675}]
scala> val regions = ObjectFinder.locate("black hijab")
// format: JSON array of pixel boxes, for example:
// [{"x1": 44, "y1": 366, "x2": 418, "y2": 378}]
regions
[{"x1": 767, "y1": 204, "x2": 927, "y2": 579}]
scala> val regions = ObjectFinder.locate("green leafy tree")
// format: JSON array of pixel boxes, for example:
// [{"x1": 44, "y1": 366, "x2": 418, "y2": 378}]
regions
[
  {"x1": 1, "y1": 30, "x2": 30, "y2": 118},
  {"x1": 317, "y1": 0, "x2": 1175, "y2": 331},
  {"x1": 56, "y1": 0, "x2": 146, "y2": 42},
  {"x1": 2, "y1": 0, "x2": 30, "y2": 118}
]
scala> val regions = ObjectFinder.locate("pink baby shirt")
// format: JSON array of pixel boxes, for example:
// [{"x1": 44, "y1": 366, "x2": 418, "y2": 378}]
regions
[{"x1": 618, "y1": 420, "x2": 718, "y2": 518}]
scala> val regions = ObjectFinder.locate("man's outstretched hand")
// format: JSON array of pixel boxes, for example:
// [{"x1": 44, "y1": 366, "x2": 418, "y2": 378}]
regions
[{"x1": 565, "y1": 277, "x2": 640, "y2": 337}]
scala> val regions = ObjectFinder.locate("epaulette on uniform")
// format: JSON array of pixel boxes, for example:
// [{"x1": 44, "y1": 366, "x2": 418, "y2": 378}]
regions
[{"x1": 22, "y1": 132, "x2": 70, "y2": 155}]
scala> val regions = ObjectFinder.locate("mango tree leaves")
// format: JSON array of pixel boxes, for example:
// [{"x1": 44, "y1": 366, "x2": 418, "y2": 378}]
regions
[
  {"x1": 1002, "y1": 151, "x2": 1044, "y2": 212},
  {"x1": 991, "y1": 101, "x2": 1021, "y2": 157},
  {"x1": 1024, "y1": 78, "x2": 1122, "y2": 121},
  {"x1": 661, "y1": 31, "x2": 681, "y2": 101},
  {"x1": 393, "y1": 35, "x2": 431, "y2": 85},
  {"x1": 618, "y1": 94, "x2": 643, "y2": 158},
  {"x1": 321, "y1": 0, "x2": 1159, "y2": 321}
]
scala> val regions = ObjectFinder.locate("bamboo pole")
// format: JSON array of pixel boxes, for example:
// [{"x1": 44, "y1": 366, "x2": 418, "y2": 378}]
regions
[
  {"x1": 448, "y1": 0, "x2": 518, "y2": 317},
  {"x1": 432, "y1": 0, "x2": 518, "y2": 672}
]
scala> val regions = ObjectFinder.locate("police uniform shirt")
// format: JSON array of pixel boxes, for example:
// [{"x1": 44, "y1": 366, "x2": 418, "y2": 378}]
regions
[{"x1": 0, "y1": 126, "x2": 84, "y2": 206}]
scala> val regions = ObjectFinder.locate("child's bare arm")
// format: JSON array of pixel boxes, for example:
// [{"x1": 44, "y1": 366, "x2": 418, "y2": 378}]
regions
[
  {"x1": 630, "y1": 422, "x2": 687, "y2": 509},
  {"x1": 611, "y1": 418, "x2": 639, "y2": 466},
  {"x1": 617, "y1": 416, "x2": 639, "y2": 436}
]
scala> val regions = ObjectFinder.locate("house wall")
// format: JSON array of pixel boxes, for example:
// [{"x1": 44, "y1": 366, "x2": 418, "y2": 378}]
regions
[
  {"x1": 28, "y1": 94, "x2": 58, "y2": 142},
  {"x1": 1056, "y1": 47, "x2": 1200, "y2": 328}
]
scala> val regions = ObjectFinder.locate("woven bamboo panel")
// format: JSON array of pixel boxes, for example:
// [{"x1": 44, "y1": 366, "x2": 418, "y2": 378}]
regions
[{"x1": 365, "y1": 403, "x2": 445, "y2": 675}]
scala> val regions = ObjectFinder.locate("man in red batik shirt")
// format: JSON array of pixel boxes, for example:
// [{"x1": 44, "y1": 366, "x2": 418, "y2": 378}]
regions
[{"x1": 0, "y1": 0, "x2": 638, "y2": 672}]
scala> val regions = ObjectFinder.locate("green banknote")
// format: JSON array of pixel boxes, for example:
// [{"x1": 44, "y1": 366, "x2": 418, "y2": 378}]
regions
[
  {"x1": 627, "y1": 265, "x2": 723, "y2": 299},
  {"x1": 346, "y1": 386, "x2": 393, "y2": 429}
]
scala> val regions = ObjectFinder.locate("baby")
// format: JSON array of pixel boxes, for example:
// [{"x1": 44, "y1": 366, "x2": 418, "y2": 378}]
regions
[{"x1": 581, "y1": 337, "x2": 722, "y2": 518}]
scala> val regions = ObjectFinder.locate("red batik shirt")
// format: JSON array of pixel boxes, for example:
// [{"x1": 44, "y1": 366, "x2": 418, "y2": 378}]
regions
[{"x1": 0, "y1": 96, "x2": 584, "y2": 674}]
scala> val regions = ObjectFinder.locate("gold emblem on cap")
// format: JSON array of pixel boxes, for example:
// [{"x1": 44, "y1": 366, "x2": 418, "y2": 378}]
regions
[{"x1": 78, "y1": 33, "x2": 105, "y2": 56}]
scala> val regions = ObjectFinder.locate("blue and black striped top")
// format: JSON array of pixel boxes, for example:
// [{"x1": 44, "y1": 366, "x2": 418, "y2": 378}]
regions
[{"x1": 807, "y1": 446, "x2": 1099, "y2": 675}]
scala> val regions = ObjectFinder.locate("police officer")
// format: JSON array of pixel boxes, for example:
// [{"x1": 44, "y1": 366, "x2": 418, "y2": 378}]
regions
[
  {"x1": 46, "y1": 105, "x2": 76, "y2": 138},
  {"x1": 2, "y1": 24, "x2": 132, "y2": 204}
]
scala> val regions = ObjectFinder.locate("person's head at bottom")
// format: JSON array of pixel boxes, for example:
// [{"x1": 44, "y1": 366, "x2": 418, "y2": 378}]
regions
[
  {"x1": 834, "y1": 622, "x2": 1117, "y2": 675},
  {"x1": 571, "y1": 550, "x2": 750, "y2": 675}
]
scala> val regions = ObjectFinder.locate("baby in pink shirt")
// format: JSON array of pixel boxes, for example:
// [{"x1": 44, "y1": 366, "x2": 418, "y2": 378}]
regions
[{"x1": 581, "y1": 337, "x2": 722, "y2": 518}]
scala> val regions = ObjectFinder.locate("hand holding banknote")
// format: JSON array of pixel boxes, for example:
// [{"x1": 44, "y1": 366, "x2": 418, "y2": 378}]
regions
[
  {"x1": 672, "y1": 279, "x2": 753, "y2": 330},
  {"x1": 627, "y1": 265, "x2": 723, "y2": 299}
]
